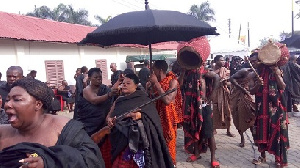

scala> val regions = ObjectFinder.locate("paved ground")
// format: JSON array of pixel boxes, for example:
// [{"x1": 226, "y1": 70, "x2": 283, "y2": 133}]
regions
[{"x1": 59, "y1": 111, "x2": 300, "y2": 168}]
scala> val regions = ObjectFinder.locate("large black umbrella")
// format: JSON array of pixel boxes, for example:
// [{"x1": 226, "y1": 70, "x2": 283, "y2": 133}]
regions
[
  {"x1": 281, "y1": 34, "x2": 300, "y2": 49},
  {"x1": 80, "y1": 5, "x2": 218, "y2": 68}
]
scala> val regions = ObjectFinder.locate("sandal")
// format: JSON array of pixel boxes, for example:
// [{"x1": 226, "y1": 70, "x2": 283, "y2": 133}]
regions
[
  {"x1": 252, "y1": 156, "x2": 266, "y2": 165},
  {"x1": 186, "y1": 155, "x2": 201, "y2": 162},
  {"x1": 211, "y1": 161, "x2": 220, "y2": 168}
]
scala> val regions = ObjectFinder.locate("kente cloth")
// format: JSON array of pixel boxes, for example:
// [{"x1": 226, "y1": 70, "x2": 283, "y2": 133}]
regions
[
  {"x1": 230, "y1": 78, "x2": 255, "y2": 133},
  {"x1": 100, "y1": 136, "x2": 112, "y2": 168},
  {"x1": 112, "y1": 147, "x2": 139, "y2": 168},
  {"x1": 154, "y1": 71, "x2": 182, "y2": 164},
  {"x1": 0, "y1": 119, "x2": 105, "y2": 168},
  {"x1": 182, "y1": 69, "x2": 203, "y2": 154},
  {"x1": 253, "y1": 66, "x2": 289, "y2": 166},
  {"x1": 281, "y1": 61, "x2": 300, "y2": 111},
  {"x1": 77, "y1": 84, "x2": 111, "y2": 136},
  {"x1": 110, "y1": 90, "x2": 174, "y2": 168},
  {"x1": 212, "y1": 67, "x2": 231, "y2": 129}
]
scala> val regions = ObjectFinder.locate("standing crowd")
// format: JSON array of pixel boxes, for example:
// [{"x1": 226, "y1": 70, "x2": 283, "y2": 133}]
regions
[{"x1": 0, "y1": 37, "x2": 297, "y2": 168}]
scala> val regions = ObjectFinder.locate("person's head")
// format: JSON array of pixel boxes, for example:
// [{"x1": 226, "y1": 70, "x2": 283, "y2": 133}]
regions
[
  {"x1": 144, "y1": 60, "x2": 150, "y2": 68},
  {"x1": 6, "y1": 66, "x2": 23, "y2": 86},
  {"x1": 76, "y1": 68, "x2": 81, "y2": 75},
  {"x1": 29, "y1": 70, "x2": 37, "y2": 78},
  {"x1": 5, "y1": 78, "x2": 52, "y2": 129},
  {"x1": 81, "y1": 66, "x2": 88, "y2": 74},
  {"x1": 88, "y1": 68, "x2": 102, "y2": 86},
  {"x1": 214, "y1": 55, "x2": 225, "y2": 67},
  {"x1": 249, "y1": 52, "x2": 259, "y2": 69},
  {"x1": 153, "y1": 60, "x2": 168, "y2": 80},
  {"x1": 110, "y1": 63, "x2": 117, "y2": 72},
  {"x1": 225, "y1": 57, "x2": 230, "y2": 62},
  {"x1": 62, "y1": 80, "x2": 68, "y2": 86},
  {"x1": 122, "y1": 74, "x2": 139, "y2": 95},
  {"x1": 171, "y1": 61, "x2": 181, "y2": 75}
]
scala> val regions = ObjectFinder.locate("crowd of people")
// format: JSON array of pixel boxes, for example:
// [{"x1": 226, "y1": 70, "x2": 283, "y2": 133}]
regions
[{"x1": 0, "y1": 37, "x2": 298, "y2": 168}]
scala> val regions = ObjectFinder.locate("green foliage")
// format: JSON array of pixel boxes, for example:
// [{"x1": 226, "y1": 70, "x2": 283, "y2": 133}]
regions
[
  {"x1": 94, "y1": 15, "x2": 112, "y2": 26},
  {"x1": 188, "y1": 1, "x2": 215, "y2": 22},
  {"x1": 26, "y1": 3, "x2": 92, "y2": 26}
]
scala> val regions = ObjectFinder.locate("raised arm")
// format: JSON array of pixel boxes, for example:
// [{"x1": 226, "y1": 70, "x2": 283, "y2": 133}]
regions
[
  {"x1": 83, "y1": 87, "x2": 111, "y2": 105},
  {"x1": 270, "y1": 66, "x2": 286, "y2": 90},
  {"x1": 153, "y1": 79, "x2": 178, "y2": 105},
  {"x1": 229, "y1": 68, "x2": 250, "y2": 93}
]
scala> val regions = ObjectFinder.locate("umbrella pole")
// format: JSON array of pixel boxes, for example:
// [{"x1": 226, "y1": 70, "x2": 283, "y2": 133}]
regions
[{"x1": 149, "y1": 43, "x2": 153, "y2": 72}]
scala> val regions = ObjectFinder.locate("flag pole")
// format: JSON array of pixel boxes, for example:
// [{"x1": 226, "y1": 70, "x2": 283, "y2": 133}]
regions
[{"x1": 292, "y1": 0, "x2": 295, "y2": 36}]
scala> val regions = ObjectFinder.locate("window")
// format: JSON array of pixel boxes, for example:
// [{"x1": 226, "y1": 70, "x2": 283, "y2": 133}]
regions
[
  {"x1": 45, "y1": 60, "x2": 65, "y2": 88},
  {"x1": 95, "y1": 59, "x2": 109, "y2": 85}
]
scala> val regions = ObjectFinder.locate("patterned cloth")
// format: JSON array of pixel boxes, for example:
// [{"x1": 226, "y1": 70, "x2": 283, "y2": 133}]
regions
[
  {"x1": 99, "y1": 136, "x2": 112, "y2": 168},
  {"x1": 230, "y1": 77, "x2": 255, "y2": 133},
  {"x1": 182, "y1": 69, "x2": 203, "y2": 154},
  {"x1": 253, "y1": 66, "x2": 289, "y2": 166},
  {"x1": 212, "y1": 67, "x2": 231, "y2": 129},
  {"x1": 154, "y1": 71, "x2": 182, "y2": 164},
  {"x1": 112, "y1": 147, "x2": 139, "y2": 168}
]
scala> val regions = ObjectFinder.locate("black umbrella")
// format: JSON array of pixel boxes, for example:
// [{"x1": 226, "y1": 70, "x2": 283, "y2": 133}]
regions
[
  {"x1": 80, "y1": 3, "x2": 218, "y2": 68},
  {"x1": 281, "y1": 34, "x2": 300, "y2": 49}
]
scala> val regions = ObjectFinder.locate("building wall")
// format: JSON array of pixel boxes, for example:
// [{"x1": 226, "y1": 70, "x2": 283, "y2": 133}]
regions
[{"x1": 0, "y1": 39, "x2": 153, "y2": 85}]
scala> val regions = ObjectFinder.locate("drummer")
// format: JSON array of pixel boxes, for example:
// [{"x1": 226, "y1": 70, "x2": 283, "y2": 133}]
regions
[{"x1": 248, "y1": 51, "x2": 289, "y2": 167}]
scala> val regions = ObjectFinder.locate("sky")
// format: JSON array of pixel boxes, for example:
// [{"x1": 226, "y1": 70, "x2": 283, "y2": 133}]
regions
[{"x1": 0, "y1": 0, "x2": 299, "y2": 48}]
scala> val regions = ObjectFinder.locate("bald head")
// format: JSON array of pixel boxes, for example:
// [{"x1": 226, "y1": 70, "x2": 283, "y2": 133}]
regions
[{"x1": 6, "y1": 66, "x2": 23, "y2": 86}]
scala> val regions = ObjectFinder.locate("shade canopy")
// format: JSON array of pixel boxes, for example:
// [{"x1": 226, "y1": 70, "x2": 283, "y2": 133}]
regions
[{"x1": 80, "y1": 9, "x2": 218, "y2": 46}]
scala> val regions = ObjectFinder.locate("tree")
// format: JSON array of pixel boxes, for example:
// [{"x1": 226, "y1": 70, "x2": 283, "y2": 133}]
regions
[
  {"x1": 94, "y1": 15, "x2": 112, "y2": 26},
  {"x1": 259, "y1": 37, "x2": 278, "y2": 47},
  {"x1": 188, "y1": 1, "x2": 215, "y2": 22},
  {"x1": 26, "y1": 3, "x2": 92, "y2": 26}
]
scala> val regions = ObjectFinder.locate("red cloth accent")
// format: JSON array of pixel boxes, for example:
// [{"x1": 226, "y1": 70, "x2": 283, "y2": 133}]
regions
[
  {"x1": 112, "y1": 148, "x2": 138, "y2": 168},
  {"x1": 100, "y1": 136, "x2": 112, "y2": 168},
  {"x1": 275, "y1": 42, "x2": 290, "y2": 66},
  {"x1": 177, "y1": 36, "x2": 211, "y2": 63}
]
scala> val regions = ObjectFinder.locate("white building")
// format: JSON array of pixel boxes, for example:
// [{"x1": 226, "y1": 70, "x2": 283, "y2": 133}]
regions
[{"x1": 0, "y1": 11, "x2": 169, "y2": 86}]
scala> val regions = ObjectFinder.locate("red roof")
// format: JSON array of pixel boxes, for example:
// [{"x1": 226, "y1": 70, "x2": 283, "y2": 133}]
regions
[
  {"x1": 0, "y1": 11, "x2": 178, "y2": 50},
  {"x1": 0, "y1": 11, "x2": 96, "y2": 43}
]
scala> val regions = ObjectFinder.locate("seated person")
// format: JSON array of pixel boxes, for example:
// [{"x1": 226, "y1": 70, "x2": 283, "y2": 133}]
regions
[
  {"x1": 0, "y1": 78, "x2": 105, "y2": 168},
  {"x1": 106, "y1": 74, "x2": 174, "y2": 168},
  {"x1": 57, "y1": 80, "x2": 75, "y2": 112}
]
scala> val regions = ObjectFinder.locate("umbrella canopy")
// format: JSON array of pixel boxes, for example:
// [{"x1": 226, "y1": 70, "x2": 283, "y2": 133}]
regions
[
  {"x1": 281, "y1": 34, "x2": 300, "y2": 49},
  {"x1": 80, "y1": 9, "x2": 218, "y2": 46}
]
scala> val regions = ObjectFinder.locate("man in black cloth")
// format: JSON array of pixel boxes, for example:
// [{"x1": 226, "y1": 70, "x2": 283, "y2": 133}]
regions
[
  {"x1": 0, "y1": 66, "x2": 23, "y2": 108},
  {"x1": 281, "y1": 55, "x2": 300, "y2": 113},
  {"x1": 74, "y1": 66, "x2": 88, "y2": 119},
  {"x1": 138, "y1": 60, "x2": 150, "y2": 89},
  {"x1": 110, "y1": 63, "x2": 122, "y2": 86}
]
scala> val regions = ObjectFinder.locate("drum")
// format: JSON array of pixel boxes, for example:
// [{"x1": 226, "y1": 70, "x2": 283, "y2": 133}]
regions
[
  {"x1": 177, "y1": 36, "x2": 211, "y2": 69},
  {"x1": 258, "y1": 41, "x2": 281, "y2": 66},
  {"x1": 258, "y1": 41, "x2": 290, "y2": 66}
]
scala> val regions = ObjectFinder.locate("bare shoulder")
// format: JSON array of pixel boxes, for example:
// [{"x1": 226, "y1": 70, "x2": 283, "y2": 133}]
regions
[
  {"x1": 45, "y1": 114, "x2": 71, "y2": 132},
  {"x1": 0, "y1": 124, "x2": 13, "y2": 137}
]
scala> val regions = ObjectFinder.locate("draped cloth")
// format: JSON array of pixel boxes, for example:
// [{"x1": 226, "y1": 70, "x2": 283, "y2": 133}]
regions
[
  {"x1": 212, "y1": 67, "x2": 231, "y2": 129},
  {"x1": 182, "y1": 69, "x2": 203, "y2": 154},
  {"x1": 77, "y1": 84, "x2": 111, "y2": 136},
  {"x1": 154, "y1": 71, "x2": 182, "y2": 164},
  {"x1": 281, "y1": 61, "x2": 300, "y2": 111},
  {"x1": 110, "y1": 90, "x2": 174, "y2": 168},
  {"x1": 253, "y1": 66, "x2": 289, "y2": 166},
  {"x1": 0, "y1": 120, "x2": 105, "y2": 168},
  {"x1": 230, "y1": 77, "x2": 256, "y2": 133}
]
